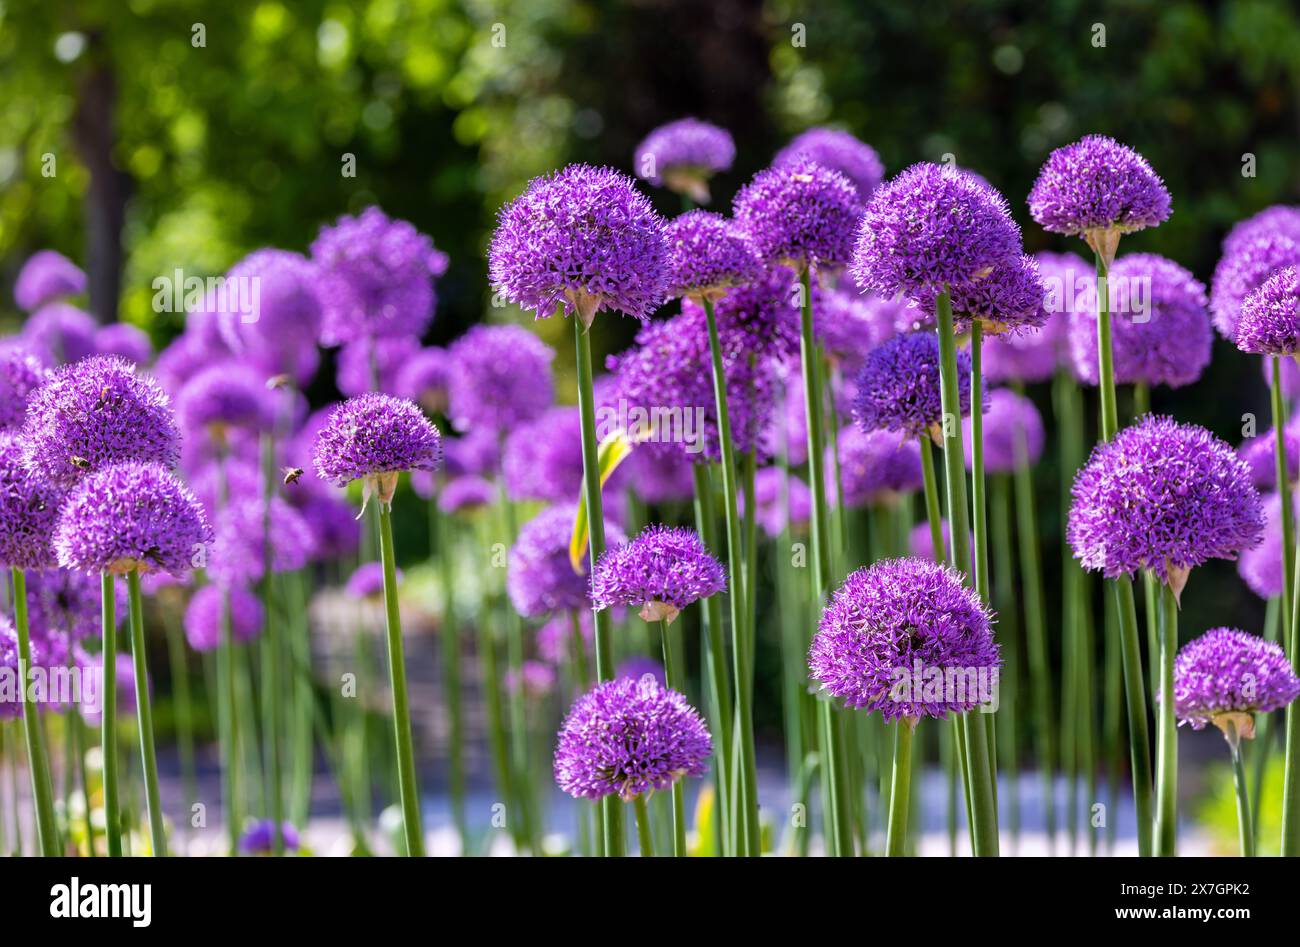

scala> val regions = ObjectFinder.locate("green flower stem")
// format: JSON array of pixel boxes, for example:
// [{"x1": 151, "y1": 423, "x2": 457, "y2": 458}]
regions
[
  {"x1": 376, "y1": 500, "x2": 424, "y2": 857},
  {"x1": 496, "y1": 479, "x2": 537, "y2": 853},
  {"x1": 1227, "y1": 721, "x2": 1255, "y2": 857},
  {"x1": 432, "y1": 502, "x2": 467, "y2": 849},
  {"x1": 742, "y1": 447, "x2": 759, "y2": 664},
  {"x1": 701, "y1": 296, "x2": 759, "y2": 855},
  {"x1": 969, "y1": 321, "x2": 998, "y2": 795},
  {"x1": 1277, "y1": 354, "x2": 1300, "y2": 854},
  {"x1": 258, "y1": 433, "x2": 285, "y2": 856},
  {"x1": 573, "y1": 310, "x2": 624, "y2": 857},
  {"x1": 161, "y1": 603, "x2": 197, "y2": 841},
  {"x1": 1114, "y1": 575, "x2": 1155, "y2": 857},
  {"x1": 633, "y1": 794, "x2": 655, "y2": 856},
  {"x1": 1252, "y1": 596, "x2": 1279, "y2": 849},
  {"x1": 1094, "y1": 252, "x2": 1119, "y2": 440},
  {"x1": 11, "y1": 568, "x2": 59, "y2": 855},
  {"x1": 885, "y1": 719, "x2": 915, "y2": 856},
  {"x1": 798, "y1": 269, "x2": 853, "y2": 857},
  {"x1": 918, "y1": 437, "x2": 945, "y2": 562},
  {"x1": 570, "y1": 611, "x2": 590, "y2": 688},
  {"x1": 101, "y1": 571, "x2": 122, "y2": 858},
  {"x1": 659, "y1": 618, "x2": 687, "y2": 857},
  {"x1": 1154, "y1": 578, "x2": 1178, "y2": 856},
  {"x1": 477, "y1": 585, "x2": 513, "y2": 848},
  {"x1": 990, "y1": 473, "x2": 1021, "y2": 849},
  {"x1": 936, "y1": 289, "x2": 998, "y2": 856},
  {"x1": 126, "y1": 571, "x2": 167, "y2": 856}
]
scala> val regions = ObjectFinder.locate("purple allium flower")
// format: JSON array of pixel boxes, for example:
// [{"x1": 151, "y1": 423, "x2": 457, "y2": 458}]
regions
[
  {"x1": 814, "y1": 287, "x2": 903, "y2": 370},
  {"x1": 94, "y1": 323, "x2": 153, "y2": 365},
  {"x1": 54, "y1": 462, "x2": 213, "y2": 576},
  {"x1": 21, "y1": 355, "x2": 180, "y2": 488},
  {"x1": 0, "y1": 617, "x2": 31, "y2": 718},
  {"x1": 733, "y1": 158, "x2": 861, "y2": 271},
  {"x1": 553, "y1": 676, "x2": 712, "y2": 801},
  {"x1": 0, "y1": 432, "x2": 63, "y2": 570},
  {"x1": 447, "y1": 325, "x2": 554, "y2": 434},
  {"x1": 606, "y1": 307, "x2": 778, "y2": 464},
  {"x1": 1225, "y1": 206, "x2": 1300, "y2": 257},
  {"x1": 213, "y1": 249, "x2": 323, "y2": 372},
  {"x1": 1238, "y1": 493, "x2": 1290, "y2": 600},
  {"x1": 437, "y1": 475, "x2": 495, "y2": 514},
  {"x1": 175, "y1": 363, "x2": 275, "y2": 446},
  {"x1": 507, "y1": 505, "x2": 625, "y2": 618},
  {"x1": 809, "y1": 556, "x2": 999, "y2": 721},
  {"x1": 1173, "y1": 627, "x2": 1300, "y2": 735},
  {"x1": 620, "y1": 444, "x2": 697, "y2": 505},
  {"x1": 773, "y1": 127, "x2": 884, "y2": 204},
  {"x1": 442, "y1": 428, "x2": 500, "y2": 478},
  {"x1": 489, "y1": 164, "x2": 668, "y2": 326},
  {"x1": 0, "y1": 347, "x2": 45, "y2": 430},
  {"x1": 682, "y1": 264, "x2": 800, "y2": 359},
  {"x1": 537, "y1": 611, "x2": 593, "y2": 664},
  {"x1": 1236, "y1": 264, "x2": 1300, "y2": 356},
  {"x1": 912, "y1": 253, "x2": 1047, "y2": 333},
  {"x1": 981, "y1": 250, "x2": 1085, "y2": 383},
  {"x1": 394, "y1": 346, "x2": 451, "y2": 415},
  {"x1": 738, "y1": 467, "x2": 812, "y2": 538},
  {"x1": 1238, "y1": 418, "x2": 1300, "y2": 490},
  {"x1": 852, "y1": 331, "x2": 972, "y2": 438},
  {"x1": 208, "y1": 495, "x2": 314, "y2": 587},
  {"x1": 149, "y1": 333, "x2": 208, "y2": 393},
  {"x1": 616, "y1": 655, "x2": 666, "y2": 688},
  {"x1": 345, "y1": 562, "x2": 398, "y2": 599},
  {"x1": 1264, "y1": 354, "x2": 1300, "y2": 400},
  {"x1": 834, "y1": 427, "x2": 923, "y2": 507},
  {"x1": 311, "y1": 206, "x2": 445, "y2": 346},
  {"x1": 505, "y1": 660, "x2": 557, "y2": 700},
  {"x1": 1027, "y1": 135, "x2": 1171, "y2": 258},
  {"x1": 963, "y1": 388, "x2": 1044, "y2": 474},
  {"x1": 24, "y1": 567, "x2": 126, "y2": 643},
  {"x1": 633, "y1": 117, "x2": 735, "y2": 203},
  {"x1": 336, "y1": 334, "x2": 421, "y2": 397},
  {"x1": 662, "y1": 211, "x2": 762, "y2": 300},
  {"x1": 183, "y1": 583, "x2": 264, "y2": 652},
  {"x1": 294, "y1": 493, "x2": 361, "y2": 561},
  {"x1": 312, "y1": 393, "x2": 442, "y2": 498},
  {"x1": 1209, "y1": 232, "x2": 1300, "y2": 342},
  {"x1": 21, "y1": 303, "x2": 98, "y2": 366},
  {"x1": 1068, "y1": 415, "x2": 1265, "y2": 588},
  {"x1": 502, "y1": 407, "x2": 583, "y2": 503},
  {"x1": 14, "y1": 250, "x2": 86, "y2": 311},
  {"x1": 852, "y1": 162, "x2": 1021, "y2": 301},
  {"x1": 239, "y1": 820, "x2": 301, "y2": 855},
  {"x1": 589, "y1": 525, "x2": 726, "y2": 624}
]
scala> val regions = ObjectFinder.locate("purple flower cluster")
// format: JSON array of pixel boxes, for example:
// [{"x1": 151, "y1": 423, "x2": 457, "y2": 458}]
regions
[
  {"x1": 0, "y1": 432, "x2": 63, "y2": 570},
  {"x1": 681, "y1": 264, "x2": 800, "y2": 359},
  {"x1": 773, "y1": 128, "x2": 884, "y2": 203},
  {"x1": 1209, "y1": 232, "x2": 1300, "y2": 342},
  {"x1": 738, "y1": 467, "x2": 812, "y2": 538},
  {"x1": 634, "y1": 118, "x2": 735, "y2": 202},
  {"x1": 312, "y1": 393, "x2": 442, "y2": 488},
  {"x1": 21, "y1": 303, "x2": 98, "y2": 366},
  {"x1": 1068, "y1": 415, "x2": 1264, "y2": 584},
  {"x1": 1237, "y1": 418, "x2": 1300, "y2": 490},
  {"x1": 809, "y1": 557, "x2": 999, "y2": 721},
  {"x1": 175, "y1": 363, "x2": 275, "y2": 444},
  {"x1": 489, "y1": 164, "x2": 668, "y2": 324},
  {"x1": 336, "y1": 335, "x2": 422, "y2": 398},
  {"x1": 813, "y1": 286, "x2": 903, "y2": 371},
  {"x1": 508, "y1": 505, "x2": 625, "y2": 618},
  {"x1": 834, "y1": 428, "x2": 923, "y2": 507},
  {"x1": 733, "y1": 158, "x2": 861, "y2": 270},
  {"x1": 1237, "y1": 492, "x2": 1289, "y2": 600},
  {"x1": 1236, "y1": 264, "x2": 1300, "y2": 356},
  {"x1": 1027, "y1": 135, "x2": 1171, "y2": 239},
  {"x1": 394, "y1": 346, "x2": 451, "y2": 414},
  {"x1": 852, "y1": 331, "x2": 972, "y2": 438},
  {"x1": 14, "y1": 250, "x2": 86, "y2": 312},
  {"x1": 662, "y1": 211, "x2": 762, "y2": 300},
  {"x1": 208, "y1": 495, "x2": 314, "y2": 587},
  {"x1": 447, "y1": 325, "x2": 554, "y2": 434},
  {"x1": 963, "y1": 388, "x2": 1044, "y2": 473},
  {"x1": 436, "y1": 475, "x2": 495, "y2": 514},
  {"x1": 1173, "y1": 627, "x2": 1300, "y2": 733},
  {"x1": 553, "y1": 676, "x2": 712, "y2": 801},
  {"x1": 213, "y1": 249, "x2": 323, "y2": 380},
  {"x1": 912, "y1": 253, "x2": 1046, "y2": 333},
  {"x1": 184, "y1": 584, "x2": 264, "y2": 652},
  {"x1": 502, "y1": 407, "x2": 582, "y2": 503},
  {"x1": 0, "y1": 347, "x2": 44, "y2": 430},
  {"x1": 589, "y1": 525, "x2": 726, "y2": 623}
]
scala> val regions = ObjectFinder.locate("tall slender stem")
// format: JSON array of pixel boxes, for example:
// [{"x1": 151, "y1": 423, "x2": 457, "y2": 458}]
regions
[
  {"x1": 633, "y1": 794, "x2": 655, "y2": 856},
  {"x1": 969, "y1": 320, "x2": 998, "y2": 796},
  {"x1": 659, "y1": 618, "x2": 687, "y2": 857},
  {"x1": 885, "y1": 719, "x2": 915, "y2": 856},
  {"x1": 1114, "y1": 575, "x2": 1154, "y2": 856},
  {"x1": 1227, "y1": 722, "x2": 1255, "y2": 857},
  {"x1": 918, "y1": 437, "x2": 945, "y2": 561},
  {"x1": 259, "y1": 433, "x2": 284, "y2": 856},
  {"x1": 798, "y1": 269, "x2": 853, "y2": 856},
  {"x1": 702, "y1": 295, "x2": 759, "y2": 855},
  {"x1": 1276, "y1": 355, "x2": 1300, "y2": 854},
  {"x1": 1154, "y1": 578, "x2": 1178, "y2": 856},
  {"x1": 126, "y1": 571, "x2": 167, "y2": 856},
  {"x1": 11, "y1": 568, "x2": 59, "y2": 855},
  {"x1": 376, "y1": 500, "x2": 424, "y2": 856},
  {"x1": 432, "y1": 501, "x2": 467, "y2": 849},
  {"x1": 573, "y1": 310, "x2": 624, "y2": 857},
  {"x1": 101, "y1": 571, "x2": 122, "y2": 857}
]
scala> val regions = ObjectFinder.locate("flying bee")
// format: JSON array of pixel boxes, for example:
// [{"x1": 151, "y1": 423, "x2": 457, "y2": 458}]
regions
[
  {"x1": 282, "y1": 466, "x2": 305, "y2": 486},
  {"x1": 70, "y1": 455, "x2": 92, "y2": 469}
]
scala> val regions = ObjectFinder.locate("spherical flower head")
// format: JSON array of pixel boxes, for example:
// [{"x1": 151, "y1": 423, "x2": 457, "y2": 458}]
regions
[
  {"x1": 184, "y1": 583, "x2": 263, "y2": 652},
  {"x1": 662, "y1": 211, "x2": 762, "y2": 300},
  {"x1": 21, "y1": 355, "x2": 180, "y2": 488},
  {"x1": 982, "y1": 251, "x2": 1083, "y2": 383},
  {"x1": 214, "y1": 249, "x2": 324, "y2": 370},
  {"x1": 1173, "y1": 627, "x2": 1300, "y2": 737},
  {"x1": 175, "y1": 363, "x2": 275, "y2": 446},
  {"x1": 240, "y1": 820, "x2": 301, "y2": 855},
  {"x1": 814, "y1": 287, "x2": 902, "y2": 371},
  {"x1": 621, "y1": 444, "x2": 697, "y2": 505},
  {"x1": 336, "y1": 334, "x2": 421, "y2": 398},
  {"x1": 508, "y1": 505, "x2": 626, "y2": 618},
  {"x1": 1238, "y1": 417, "x2": 1300, "y2": 490},
  {"x1": 15, "y1": 250, "x2": 86, "y2": 312},
  {"x1": 773, "y1": 127, "x2": 884, "y2": 204},
  {"x1": 963, "y1": 388, "x2": 1045, "y2": 474},
  {"x1": 489, "y1": 164, "x2": 668, "y2": 326},
  {"x1": 809, "y1": 557, "x2": 999, "y2": 721},
  {"x1": 834, "y1": 427, "x2": 923, "y2": 507},
  {"x1": 311, "y1": 206, "x2": 444, "y2": 346},
  {"x1": 312, "y1": 393, "x2": 442, "y2": 503},
  {"x1": 1068, "y1": 253, "x2": 1211, "y2": 388},
  {"x1": 852, "y1": 162, "x2": 1021, "y2": 301},
  {"x1": 92, "y1": 323, "x2": 152, "y2": 366},
  {"x1": 852, "y1": 331, "x2": 972, "y2": 439},
  {"x1": 22, "y1": 303, "x2": 98, "y2": 366},
  {"x1": 394, "y1": 346, "x2": 451, "y2": 415},
  {"x1": 344, "y1": 561, "x2": 398, "y2": 599},
  {"x1": 0, "y1": 347, "x2": 45, "y2": 430},
  {"x1": 54, "y1": 462, "x2": 213, "y2": 576},
  {"x1": 208, "y1": 494, "x2": 315, "y2": 587},
  {"x1": 1068, "y1": 415, "x2": 1265, "y2": 589},
  {"x1": 505, "y1": 660, "x2": 557, "y2": 701},
  {"x1": 502, "y1": 407, "x2": 582, "y2": 503},
  {"x1": 1210, "y1": 232, "x2": 1300, "y2": 342},
  {"x1": 738, "y1": 467, "x2": 812, "y2": 538},
  {"x1": 912, "y1": 253, "x2": 1047, "y2": 334},
  {"x1": 1224, "y1": 205, "x2": 1300, "y2": 257},
  {"x1": 1236, "y1": 264, "x2": 1300, "y2": 356},
  {"x1": 682, "y1": 264, "x2": 800, "y2": 359},
  {"x1": 447, "y1": 325, "x2": 554, "y2": 434},
  {"x1": 1027, "y1": 135, "x2": 1171, "y2": 257},
  {"x1": 634, "y1": 117, "x2": 735, "y2": 202},
  {"x1": 1238, "y1": 492, "x2": 1290, "y2": 600},
  {"x1": 733, "y1": 158, "x2": 861, "y2": 271},
  {"x1": 589, "y1": 525, "x2": 726, "y2": 624},
  {"x1": 25, "y1": 566, "x2": 125, "y2": 642},
  {"x1": 436, "y1": 475, "x2": 495, "y2": 514},
  {"x1": 553, "y1": 676, "x2": 712, "y2": 801},
  {"x1": 0, "y1": 433, "x2": 64, "y2": 570}
]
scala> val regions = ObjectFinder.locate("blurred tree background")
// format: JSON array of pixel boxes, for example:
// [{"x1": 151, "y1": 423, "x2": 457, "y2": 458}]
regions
[{"x1": 3, "y1": 0, "x2": 1299, "y2": 634}]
